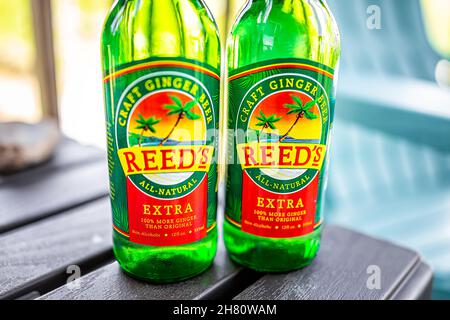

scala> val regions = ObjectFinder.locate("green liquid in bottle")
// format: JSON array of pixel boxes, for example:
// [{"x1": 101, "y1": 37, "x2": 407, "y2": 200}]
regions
[
  {"x1": 224, "y1": 0, "x2": 340, "y2": 272},
  {"x1": 101, "y1": 0, "x2": 221, "y2": 283}
]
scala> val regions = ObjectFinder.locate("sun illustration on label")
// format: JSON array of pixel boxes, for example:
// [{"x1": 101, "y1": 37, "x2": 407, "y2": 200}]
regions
[
  {"x1": 128, "y1": 91, "x2": 206, "y2": 185},
  {"x1": 128, "y1": 91, "x2": 205, "y2": 146},
  {"x1": 248, "y1": 91, "x2": 322, "y2": 181},
  {"x1": 131, "y1": 115, "x2": 161, "y2": 147},
  {"x1": 254, "y1": 111, "x2": 282, "y2": 143},
  {"x1": 248, "y1": 91, "x2": 321, "y2": 143}
]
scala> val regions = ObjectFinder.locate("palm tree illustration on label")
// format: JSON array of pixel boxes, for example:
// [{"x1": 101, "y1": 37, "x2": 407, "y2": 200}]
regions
[
  {"x1": 255, "y1": 111, "x2": 281, "y2": 143},
  {"x1": 279, "y1": 95, "x2": 318, "y2": 142},
  {"x1": 159, "y1": 95, "x2": 201, "y2": 146},
  {"x1": 135, "y1": 114, "x2": 161, "y2": 147}
]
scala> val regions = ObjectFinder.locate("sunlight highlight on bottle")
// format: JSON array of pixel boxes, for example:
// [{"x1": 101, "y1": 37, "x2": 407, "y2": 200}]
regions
[
  {"x1": 224, "y1": 0, "x2": 340, "y2": 272},
  {"x1": 101, "y1": 0, "x2": 221, "y2": 283}
]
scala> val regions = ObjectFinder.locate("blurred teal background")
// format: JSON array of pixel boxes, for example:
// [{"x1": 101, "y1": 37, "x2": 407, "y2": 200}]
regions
[
  {"x1": 0, "y1": 0, "x2": 449, "y2": 299},
  {"x1": 324, "y1": 0, "x2": 450, "y2": 299}
]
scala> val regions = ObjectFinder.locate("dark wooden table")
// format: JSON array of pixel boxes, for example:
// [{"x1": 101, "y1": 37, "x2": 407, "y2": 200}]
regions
[{"x1": 0, "y1": 139, "x2": 433, "y2": 300}]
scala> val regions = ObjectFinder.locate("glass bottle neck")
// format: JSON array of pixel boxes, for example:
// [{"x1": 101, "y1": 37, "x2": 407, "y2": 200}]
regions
[
  {"x1": 249, "y1": 0, "x2": 323, "y2": 5},
  {"x1": 250, "y1": 0, "x2": 288, "y2": 3}
]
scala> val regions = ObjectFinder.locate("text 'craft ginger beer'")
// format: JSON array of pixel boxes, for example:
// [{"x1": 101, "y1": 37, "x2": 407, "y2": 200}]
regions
[
  {"x1": 224, "y1": 0, "x2": 340, "y2": 272},
  {"x1": 101, "y1": 0, "x2": 221, "y2": 283}
]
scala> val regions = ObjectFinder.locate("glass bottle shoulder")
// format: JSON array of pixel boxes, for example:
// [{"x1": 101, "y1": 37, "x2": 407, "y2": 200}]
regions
[
  {"x1": 101, "y1": 0, "x2": 221, "y2": 71},
  {"x1": 228, "y1": 0, "x2": 340, "y2": 70}
]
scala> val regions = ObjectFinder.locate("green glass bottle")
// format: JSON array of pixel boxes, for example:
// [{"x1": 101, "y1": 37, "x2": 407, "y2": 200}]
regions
[
  {"x1": 101, "y1": 0, "x2": 221, "y2": 283},
  {"x1": 224, "y1": 0, "x2": 340, "y2": 272}
]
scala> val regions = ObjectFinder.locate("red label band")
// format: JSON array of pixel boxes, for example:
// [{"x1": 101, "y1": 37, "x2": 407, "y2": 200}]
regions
[
  {"x1": 126, "y1": 176, "x2": 208, "y2": 246},
  {"x1": 241, "y1": 172, "x2": 319, "y2": 238}
]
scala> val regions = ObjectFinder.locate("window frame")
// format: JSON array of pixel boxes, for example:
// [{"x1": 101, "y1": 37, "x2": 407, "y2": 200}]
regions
[{"x1": 31, "y1": 0, "x2": 59, "y2": 123}]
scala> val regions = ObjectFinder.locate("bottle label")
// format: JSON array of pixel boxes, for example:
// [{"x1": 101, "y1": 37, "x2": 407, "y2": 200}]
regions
[
  {"x1": 103, "y1": 58, "x2": 220, "y2": 246},
  {"x1": 226, "y1": 58, "x2": 335, "y2": 238}
]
